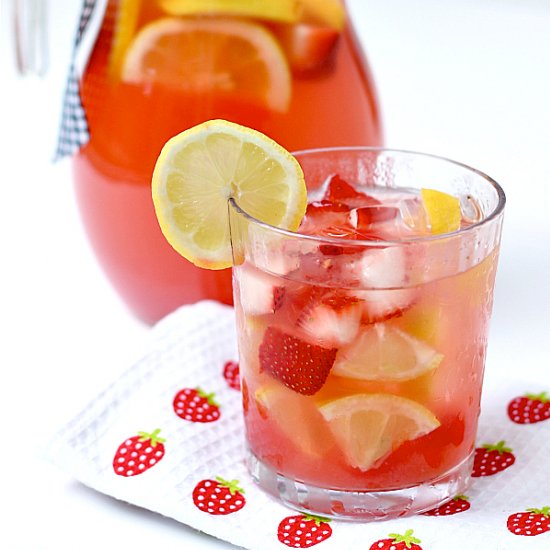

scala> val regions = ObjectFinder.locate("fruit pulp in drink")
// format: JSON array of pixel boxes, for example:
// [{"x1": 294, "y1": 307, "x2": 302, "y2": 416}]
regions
[
  {"x1": 72, "y1": 0, "x2": 383, "y2": 324},
  {"x1": 234, "y1": 177, "x2": 499, "y2": 491}
]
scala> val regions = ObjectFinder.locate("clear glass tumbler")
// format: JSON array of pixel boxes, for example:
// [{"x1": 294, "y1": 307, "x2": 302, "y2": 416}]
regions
[{"x1": 229, "y1": 147, "x2": 505, "y2": 520}]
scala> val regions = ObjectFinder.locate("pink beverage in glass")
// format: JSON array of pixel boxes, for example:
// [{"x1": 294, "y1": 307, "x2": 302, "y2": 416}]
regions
[{"x1": 229, "y1": 148, "x2": 505, "y2": 520}]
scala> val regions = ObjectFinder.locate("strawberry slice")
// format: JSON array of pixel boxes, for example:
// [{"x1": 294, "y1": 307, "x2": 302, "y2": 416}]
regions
[
  {"x1": 351, "y1": 246, "x2": 416, "y2": 321},
  {"x1": 299, "y1": 200, "x2": 355, "y2": 237},
  {"x1": 259, "y1": 326, "x2": 337, "y2": 395},
  {"x1": 297, "y1": 292, "x2": 362, "y2": 347},
  {"x1": 354, "y1": 205, "x2": 400, "y2": 231},
  {"x1": 274, "y1": 23, "x2": 340, "y2": 74},
  {"x1": 323, "y1": 174, "x2": 380, "y2": 207},
  {"x1": 237, "y1": 265, "x2": 285, "y2": 316}
]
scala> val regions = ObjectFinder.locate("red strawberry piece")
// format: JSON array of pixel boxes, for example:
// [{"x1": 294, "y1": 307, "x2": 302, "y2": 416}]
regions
[
  {"x1": 259, "y1": 326, "x2": 337, "y2": 395},
  {"x1": 277, "y1": 514, "x2": 332, "y2": 548},
  {"x1": 113, "y1": 429, "x2": 165, "y2": 477},
  {"x1": 275, "y1": 23, "x2": 340, "y2": 74},
  {"x1": 223, "y1": 360, "x2": 240, "y2": 391},
  {"x1": 192, "y1": 477, "x2": 246, "y2": 515},
  {"x1": 355, "y1": 204, "x2": 400, "y2": 230},
  {"x1": 323, "y1": 174, "x2": 379, "y2": 207},
  {"x1": 238, "y1": 266, "x2": 286, "y2": 316},
  {"x1": 507, "y1": 507, "x2": 550, "y2": 537},
  {"x1": 508, "y1": 391, "x2": 550, "y2": 424},
  {"x1": 306, "y1": 200, "x2": 350, "y2": 214},
  {"x1": 173, "y1": 387, "x2": 221, "y2": 423},
  {"x1": 422, "y1": 495, "x2": 471, "y2": 516},
  {"x1": 297, "y1": 291, "x2": 362, "y2": 347},
  {"x1": 300, "y1": 200, "x2": 356, "y2": 240},
  {"x1": 471, "y1": 440, "x2": 515, "y2": 477},
  {"x1": 369, "y1": 529, "x2": 423, "y2": 550}
]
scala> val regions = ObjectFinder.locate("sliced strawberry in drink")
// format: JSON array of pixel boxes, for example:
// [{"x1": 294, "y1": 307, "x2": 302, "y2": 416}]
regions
[
  {"x1": 356, "y1": 288, "x2": 416, "y2": 323},
  {"x1": 299, "y1": 200, "x2": 355, "y2": 236},
  {"x1": 351, "y1": 246, "x2": 417, "y2": 321},
  {"x1": 237, "y1": 265, "x2": 285, "y2": 316},
  {"x1": 322, "y1": 174, "x2": 380, "y2": 207},
  {"x1": 297, "y1": 291, "x2": 362, "y2": 347},
  {"x1": 274, "y1": 23, "x2": 340, "y2": 74},
  {"x1": 259, "y1": 326, "x2": 337, "y2": 395},
  {"x1": 306, "y1": 199, "x2": 350, "y2": 214},
  {"x1": 354, "y1": 204, "x2": 400, "y2": 230}
]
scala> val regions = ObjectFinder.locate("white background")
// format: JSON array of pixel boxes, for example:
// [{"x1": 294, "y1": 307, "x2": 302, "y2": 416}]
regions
[{"x1": 1, "y1": 1, "x2": 549, "y2": 548}]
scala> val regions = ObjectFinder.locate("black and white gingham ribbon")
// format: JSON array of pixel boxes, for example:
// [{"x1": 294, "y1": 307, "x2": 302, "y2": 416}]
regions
[{"x1": 54, "y1": 0, "x2": 98, "y2": 160}]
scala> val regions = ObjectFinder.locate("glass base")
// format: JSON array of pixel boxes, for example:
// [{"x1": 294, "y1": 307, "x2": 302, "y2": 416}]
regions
[{"x1": 247, "y1": 450, "x2": 474, "y2": 521}]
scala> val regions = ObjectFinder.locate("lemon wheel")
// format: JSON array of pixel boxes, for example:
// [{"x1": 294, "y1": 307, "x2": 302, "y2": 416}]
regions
[
  {"x1": 319, "y1": 393, "x2": 440, "y2": 471},
  {"x1": 121, "y1": 17, "x2": 292, "y2": 112},
  {"x1": 152, "y1": 119, "x2": 307, "y2": 269}
]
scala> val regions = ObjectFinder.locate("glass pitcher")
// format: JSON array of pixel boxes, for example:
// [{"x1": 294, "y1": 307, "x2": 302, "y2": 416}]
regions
[{"x1": 72, "y1": 0, "x2": 383, "y2": 324}]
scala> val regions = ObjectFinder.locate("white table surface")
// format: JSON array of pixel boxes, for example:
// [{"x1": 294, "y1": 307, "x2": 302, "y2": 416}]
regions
[{"x1": 1, "y1": 1, "x2": 549, "y2": 548}]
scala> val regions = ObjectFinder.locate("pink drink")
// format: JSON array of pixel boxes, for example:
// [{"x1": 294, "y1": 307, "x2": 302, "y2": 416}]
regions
[{"x1": 230, "y1": 148, "x2": 505, "y2": 520}]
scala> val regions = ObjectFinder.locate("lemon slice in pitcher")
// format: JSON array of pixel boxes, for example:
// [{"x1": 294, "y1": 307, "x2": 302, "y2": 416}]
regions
[
  {"x1": 319, "y1": 394, "x2": 440, "y2": 471},
  {"x1": 152, "y1": 119, "x2": 307, "y2": 269},
  {"x1": 121, "y1": 17, "x2": 292, "y2": 112},
  {"x1": 159, "y1": 0, "x2": 299, "y2": 23}
]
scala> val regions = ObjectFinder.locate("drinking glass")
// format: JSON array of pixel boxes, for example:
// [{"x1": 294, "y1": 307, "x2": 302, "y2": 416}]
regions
[{"x1": 229, "y1": 147, "x2": 505, "y2": 520}]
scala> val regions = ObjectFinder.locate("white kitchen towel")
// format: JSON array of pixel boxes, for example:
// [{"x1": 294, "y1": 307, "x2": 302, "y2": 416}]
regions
[{"x1": 44, "y1": 301, "x2": 550, "y2": 549}]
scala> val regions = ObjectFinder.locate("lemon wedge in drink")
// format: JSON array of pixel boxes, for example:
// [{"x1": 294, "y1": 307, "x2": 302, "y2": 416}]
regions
[
  {"x1": 255, "y1": 383, "x2": 332, "y2": 458},
  {"x1": 421, "y1": 188, "x2": 461, "y2": 235},
  {"x1": 152, "y1": 119, "x2": 307, "y2": 269},
  {"x1": 332, "y1": 324, "x2": 443, "y2": 382},
  {"x1": 319, "y1": 394, "x2": 440, "y2": 471}
]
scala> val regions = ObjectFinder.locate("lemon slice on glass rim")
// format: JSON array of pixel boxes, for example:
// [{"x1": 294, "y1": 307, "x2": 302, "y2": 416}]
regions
[{"x1": 151, "y1": 119, "x2": 307, "y2": 270}]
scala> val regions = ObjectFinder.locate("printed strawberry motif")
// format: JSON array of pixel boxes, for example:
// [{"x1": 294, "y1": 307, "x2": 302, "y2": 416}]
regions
[
  {"x1": 112, "y1": 429, "x2": 165, "y2": 477},
  {"x1": 173, "y1": 387, "x2": 221, "y2": 423},
  {"x1": 259, "y1": 326, "x2": 337, "y2": 395},
  {"x1": 369, "y1": 529, "x2": 423, "y2": 550},
  {"x1": 277, "y1": 514, "x2": 332, "y2": 548},
  {"x1": 192, "y1": 477, "x2": 246, "y2": 515},
  {"x1": 508, "y1": 391, "x2": 550, "y2": 424},
  {"x1": 471, "y1": 440, "x2": 515, "y2": 477},
  {"x1": 223, "y1": 360, "x2": 240, "y2": 391},
  {"x1": 422, "y1": 495, "x2": 470, "y2": 516},
  {"x1": 507, "y1": 507, "x2": 550, "y2": 537}
]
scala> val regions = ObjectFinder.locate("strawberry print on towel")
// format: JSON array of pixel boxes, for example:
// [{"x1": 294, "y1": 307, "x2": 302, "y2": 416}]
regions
[
  {"x1": 369, "y1": 530, "x2": 423, "y2": 550},
  {"x1": 192, "y1": 477, "x2": 246, "y2": 515},
  {"x1": 112, "y1": 429, "x2": 165, "y2": 477},
  {"x1": 508, "y1": 392, "x2": 550, "y2": 424},
  {"x1": 277, "y1": 514, "x2": 332, "y2": 548},
  {"x1": 173, "y1": 387, "x2": 221, "y2": 423},
  {"x1": 471, "y1": 440, "x2": 515, "y2": 477},
  {"x1": 507, "y1": 507, "x2": 550, "y2": 537}
]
